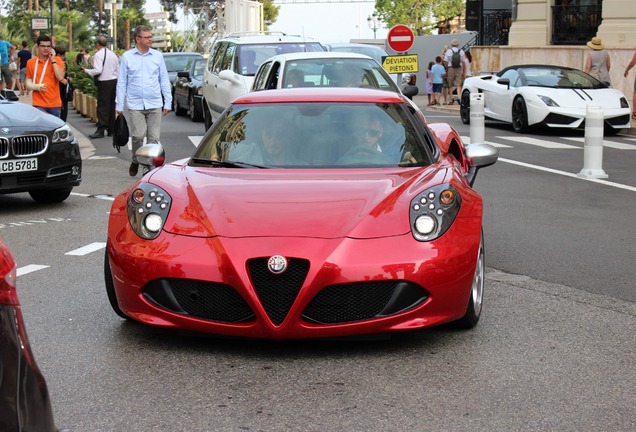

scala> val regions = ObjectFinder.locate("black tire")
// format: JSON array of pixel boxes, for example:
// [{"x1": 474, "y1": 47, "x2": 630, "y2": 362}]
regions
[
  {"x1": 604, "y1": 127, "x2": 621, "y2": 137},
  {"x1": 29, "y1": 188, "x2": 72, "y2": 203},
  {"x1": 204, "y1": 103, "x2": 213, "y2": 132},
  {"x1": 173, "y1": 93, "x2": 187, "y2": 116},
  {"x1": 455, "y1": 232, "x2": 484, "y2": 329},
  {"x1": 189, "y1": 95, "x2": 203, "y2": 122},
  {"x1": 104, "y1": 247, "x2": 132, "y2": 320},
  {"x1": 512, "y1": 97, "x2": 529, "y2": 133},
  {"x1": 460, "y1": 91, "x2": 471, "y2": 125}
]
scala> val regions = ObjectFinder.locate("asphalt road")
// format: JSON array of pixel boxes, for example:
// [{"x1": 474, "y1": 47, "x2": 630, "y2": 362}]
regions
[{"x1": 0, "y1": 98, "x2": 634, "y2": 431}]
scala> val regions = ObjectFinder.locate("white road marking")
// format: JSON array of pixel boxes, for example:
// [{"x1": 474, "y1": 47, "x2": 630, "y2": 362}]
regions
[
  {"x1": 496, "y1": 136, "x2": 579, "y2": 149},
  {"x1": 499, "y1": 157, "x2": 636, "y2": 192},
  {"x1": 65, "y1": 242, "x2": 107, "y2": 256},
  {"x1": 87, "y1": 155, "x2": 117, "y2": 160},
  {"x1": 189, "y1": 136, "x2": 204, "y2": 147},
  {"x1": 460, "y1": 136, "x2": 513, "y2": 148},
  {"x1": 562, "y1": 137, "x2": 636, "y2": 150},
  {"x1": 17, "y1": 265, "x2": 50, "y2": 276}
]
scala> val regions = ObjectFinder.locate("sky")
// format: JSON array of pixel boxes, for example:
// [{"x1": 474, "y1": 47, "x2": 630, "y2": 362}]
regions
[{"x1": 144, "y1": 0, "x2": 389, "y2": 45}]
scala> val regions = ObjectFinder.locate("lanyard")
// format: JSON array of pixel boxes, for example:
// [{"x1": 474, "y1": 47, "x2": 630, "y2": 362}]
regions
[{"x1": 33, "y1": 58, "x2": 50, "y2": 85}]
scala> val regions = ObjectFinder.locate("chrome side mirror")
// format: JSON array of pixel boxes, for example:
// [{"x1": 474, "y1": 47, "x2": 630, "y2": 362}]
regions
[
  {"x1": 464, "y1": 143, "x2": 499, "y2": 186},
  {"x1": 136, "y1": 143, "x2": 165, "y2": 170}
]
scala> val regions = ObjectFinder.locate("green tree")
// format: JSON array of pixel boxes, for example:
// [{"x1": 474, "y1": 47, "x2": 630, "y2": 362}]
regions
[
  {"x1": 374, "y1": 0, "x2": 465, "y2": 36},
  {"x1": 156, "y1": 0, "x2": 279, "y2": 30}
]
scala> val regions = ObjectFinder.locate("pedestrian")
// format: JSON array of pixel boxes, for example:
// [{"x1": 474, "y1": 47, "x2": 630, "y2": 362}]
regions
[
  {"x1": 0, "y1": 35, "x2": 13, "y2": 92},
  {"x1": 9, "y1": 43, "x2": 20, "y2": 92},
  {"x1": 443, "y1": 39, "x2": 466, "y2": 105},
  {"x1": 55, "y1": 46, "x2": 71, "y2": 121},
  {"x1": 25, "y1": 35, "x2": 65, "y2": 117},
  {"x1": 116, "y1": 25, "x2": 172, "y2": 177},
  {"x1": 584, "y1": 37, "x2": 611, "y2": 85},
  {"x1": 17, "y1": 41, "x2": 32, "y2": 96},
  {"x1": 426, "y1": 61, "x2": 434, "y2": 106},
  {"x1": 624, "y1": 51, "x2": 636, "y2": 119},
  {"x1": 83, "y1": 48, "x2": 91, "y2": 65},
  {"x1": 83, "y1": 36, "x2": 119, "y2": 138},
  {"x1": 431, "y1": 56, "x2": 446, "y2": 106},
  {"x1": 463, "y1": 51, "x2": 473, "y2": 81},
  {"x1": 75, "y1": 48, "x2": 84, "y2": 65}
]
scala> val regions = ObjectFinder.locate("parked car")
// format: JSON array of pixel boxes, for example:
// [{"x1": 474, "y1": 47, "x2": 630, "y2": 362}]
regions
[
  {"x1": 172, "y1": 57, "x2": 206, "y2": 122},
  {"x1": 104, "y1": 87, "x2": 498, "y2": 339},
  {"x1": 201, "y1": 32, "x2": 324, "y2": 130},
  {"x1": 0, "y1": 97, "x2": 81, "y2": 203},
  {"x1": 251, "y1": 51, "x2": 400, "y2": 93},
  {"x1": 162, "y1": 52, "x2": 204, "y2": 85},
  {"x1": 460, "y1": 64, "x2": 631, "y2": 134},
  {"x1": 0, "y1": 237, "x2": 59, "y2": 431}
]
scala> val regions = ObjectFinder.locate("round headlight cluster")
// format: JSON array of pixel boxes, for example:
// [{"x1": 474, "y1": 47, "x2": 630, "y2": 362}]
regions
[
  {"x1": 127, "y1": 183, "x2": 172, "y2": 240},
  {"x1": 410, "y1": 184, "x2": 462, "y2": 242}
]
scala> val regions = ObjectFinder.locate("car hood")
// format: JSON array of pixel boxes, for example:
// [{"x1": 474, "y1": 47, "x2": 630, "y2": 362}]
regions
[
  {"x1": 527, "y1": 87, "x2": 626, "y2": 108},
  {"x1": 0, "y1": 102, "x2": 65, "y2": 131},
  {"x1": 153, "y1": 163, "x2": 449, "y2": 239}
]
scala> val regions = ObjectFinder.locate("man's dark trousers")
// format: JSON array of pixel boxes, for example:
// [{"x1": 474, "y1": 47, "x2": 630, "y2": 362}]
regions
[{"x1": 96, "y1": 79, "x2": 117, "y2": 135}]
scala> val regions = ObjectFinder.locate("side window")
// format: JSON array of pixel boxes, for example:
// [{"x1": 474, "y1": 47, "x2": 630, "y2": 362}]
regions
[
  {"x1": 500, "y1": 69, "x2": 520, "y2": 87},
  {"x1": 211, "y1": 42, "x2": 227, "y2": 74},
  {"x1": 266, "y1": 62, "x2": 281, "y2": 89},
  {"x1": 253, "y1": 61, "x2": 273, "y2": 91},
  {"x1": 221, "y1": 44, "x2": 237, "y2": 73}
]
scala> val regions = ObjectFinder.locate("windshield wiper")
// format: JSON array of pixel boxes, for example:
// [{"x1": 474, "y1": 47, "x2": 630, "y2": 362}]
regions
[{"x1": 190, "y1": 158, "x2": 269, "y2": 169}]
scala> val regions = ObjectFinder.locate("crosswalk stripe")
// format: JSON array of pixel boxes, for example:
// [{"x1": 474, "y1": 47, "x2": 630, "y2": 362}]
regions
[
  {"x1": 562, "y1": 137, "x2": 636, "y2": 150},
  {"x1": 460, "y1": 136, "x2": 512, "y2": 148},
  {"x1": 17, "y1": 265, "x2": 50, "y2": 276},
  {"x1": 496, "y1": 136, "x2": 579, "y2": 149},
  {"x1": 65, "y1": 242, "x2": 107, "y2": 256}
]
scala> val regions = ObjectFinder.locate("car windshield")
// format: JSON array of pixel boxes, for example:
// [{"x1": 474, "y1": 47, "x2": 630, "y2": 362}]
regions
[
  {"x1": 164, "y1": 54, "x2": 201, "y2": 73},
  {"x1": 282, "y1": 59, "x2": 399, "y2": 92},
  {"x1": 238, "y1": 43, "x2": 324, "y2": 76},
  {"x1": 515, "y1": 67, "x2": 605, "y2": 89},
  {"x1": 191, "y1": 102, "x2": 434, "y2": 168}
]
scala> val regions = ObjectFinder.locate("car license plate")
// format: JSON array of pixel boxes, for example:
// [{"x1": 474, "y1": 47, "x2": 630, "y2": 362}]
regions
[{"x1": 0, "y1": 158, "x2": 38, "y2": 174}]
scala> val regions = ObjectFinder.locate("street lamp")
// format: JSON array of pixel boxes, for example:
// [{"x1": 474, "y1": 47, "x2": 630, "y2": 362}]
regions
[
  {"x1": 367, "y1": 12, "x2": 380, "y2": 39},
  {"x1": 104, "y1": 0, "x2": 123, "y2": 50}
]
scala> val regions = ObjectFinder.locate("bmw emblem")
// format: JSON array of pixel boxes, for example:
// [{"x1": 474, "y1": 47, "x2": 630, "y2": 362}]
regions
[
  {"x1": 267, "y1": 255, "x2": 288, "y2": 274},
  {"x1": 0, "y1": 128, "x2": 9, "y2": 134}
]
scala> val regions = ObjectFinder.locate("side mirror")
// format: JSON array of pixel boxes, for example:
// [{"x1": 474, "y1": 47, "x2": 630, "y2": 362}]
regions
[
  {"x1": 464, "y1": 143, "x2": 499, "y2": 186},
  {"x1": 219, "y1": 69, "x2": 243, "y2": 85},
  {"x1": 136, "y1": 143, "x2": 165, "y2": 170},
  {"x1": 496, "y1": 78, "x2": 510, "y2": 89}
]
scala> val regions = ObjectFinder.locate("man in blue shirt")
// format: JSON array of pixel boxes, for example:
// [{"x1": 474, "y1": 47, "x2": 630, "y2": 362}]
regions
[
  {"x1": 116, "y1": 25, "x2": 172, "y2": 176},
  {"x1": 0, "y1": 35, "x2": 13, "y2": 92}
]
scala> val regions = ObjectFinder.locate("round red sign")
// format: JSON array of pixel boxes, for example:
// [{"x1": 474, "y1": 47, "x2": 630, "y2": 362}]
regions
[{"x1": 387, "y1": 25, "x2": 414, "y2": 53}]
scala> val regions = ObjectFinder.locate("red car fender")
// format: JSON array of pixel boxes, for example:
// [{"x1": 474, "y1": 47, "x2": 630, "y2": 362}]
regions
[{"x1": 427, "y1": 123, "x2": 469, "y2": 174}]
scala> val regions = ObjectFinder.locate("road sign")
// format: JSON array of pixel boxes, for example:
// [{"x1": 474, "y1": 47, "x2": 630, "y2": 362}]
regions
[
  {"x1": 387, "y1": 25, "x2": 414, "y2": 53},
  {"x1": 382, "y1": 55, "x2": 419, "y2": 74}
]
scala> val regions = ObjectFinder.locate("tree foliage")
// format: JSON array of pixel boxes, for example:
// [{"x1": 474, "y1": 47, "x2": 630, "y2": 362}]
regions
[{"x1": 374, "y1": 0, "x2": 465, "y2": 36}]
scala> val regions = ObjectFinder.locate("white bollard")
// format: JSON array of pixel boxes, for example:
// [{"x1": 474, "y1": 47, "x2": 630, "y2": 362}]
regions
[
  {"x1": 470, "y1": 93, "x2": 485, "y2": 145},
  {"x1": 577, "y1": 105, "x2": 608, "y2": 179}
]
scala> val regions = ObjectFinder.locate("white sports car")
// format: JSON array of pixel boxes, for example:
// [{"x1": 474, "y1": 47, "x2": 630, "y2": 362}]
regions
[{"x1": 460, "y1": 64, "x2": 631, "y2": 135}]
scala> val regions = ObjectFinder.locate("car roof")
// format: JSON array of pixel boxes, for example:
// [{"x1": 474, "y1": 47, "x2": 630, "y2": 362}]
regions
[
  {"x1": 264, "y1": 51, "x2": 375, "y2": 62},
  {"x1": 233, "y1": 87, "x2": 407, "y2": 104},
  {"x1": 219, "y1": 32, "x2": 320, "y2": 45}
]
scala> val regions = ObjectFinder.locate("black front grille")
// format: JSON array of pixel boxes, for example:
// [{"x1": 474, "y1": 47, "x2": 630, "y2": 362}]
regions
[
  {"x1": 606, "y1": 114, "x2": 631, "y2": 127},
  {"x1": 302, "y1": 281, "x2": 427, "y2": 325},
  {"x1": 0, "y1": 138, "x2": 8, "y2": 158},
  {"x1": 543, "y1": 113, "x2": 578, "y2": 125},
  {"x1": 143, "y1": 279, "x2": 255, "y2": 323},
  {"x1": 17, "y1": 172, "x2": 46, "y2": 185},
  {"x1": 13, "y1": 135, "x2": 48, "y2": 156},
  {"x1": 248, "y1": 258, "x2": 310, "y2": 326}
]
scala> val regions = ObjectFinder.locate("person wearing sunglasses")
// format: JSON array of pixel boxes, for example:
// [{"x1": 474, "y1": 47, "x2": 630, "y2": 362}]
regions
[{"x1": 24, "y1": 34, "x2": 65, "y2": 117}]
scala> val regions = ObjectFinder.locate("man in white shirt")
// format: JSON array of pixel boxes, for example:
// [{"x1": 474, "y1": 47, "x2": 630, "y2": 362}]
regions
[
  {"x1": 115, "y1": 26, "x2": 172, "y2": 176},
  {"x1": 83, "y1": 36, "x2": 119, "y2": 138}
]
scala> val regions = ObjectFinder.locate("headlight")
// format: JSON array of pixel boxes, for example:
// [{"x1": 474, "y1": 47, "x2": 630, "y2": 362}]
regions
[
  {"x1": 410, "y1": 184, "x2": 462, "y2": 242},
  {"x1": 538, "y1": 95, "x2": 559, "y2": 107},
  {"x1": 52, "y1": 124, "x2": 75, "y2": 143},
  {"x1": 127, "y1": 183, "x2": 172, "y2": 240},
  {"x1": 620, "y1": 97, "x2": 629, "y2": 109}
]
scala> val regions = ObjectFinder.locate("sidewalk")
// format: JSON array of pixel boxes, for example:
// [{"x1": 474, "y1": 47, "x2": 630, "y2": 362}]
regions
[
  {"x1": 411, "y1": 94, "x2": 636, "y2": 136},
  {"x1": 16, "y1": 93, "x2": 96, "y2": 159}
]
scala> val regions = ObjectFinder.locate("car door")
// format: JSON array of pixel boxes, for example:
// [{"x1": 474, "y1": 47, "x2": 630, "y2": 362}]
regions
[
  {"x1": 483, "y1": 68, "x2": 520, "y2": 122},
  {"x1": 252, "y1": 60, "x2": 274, "y2": 91},
  {"x1": 210, "y1": 43, "x2": 240, "y2": 120},
  {"x1": 203, "y1": 41, "x2": 228, "y2": 118}
]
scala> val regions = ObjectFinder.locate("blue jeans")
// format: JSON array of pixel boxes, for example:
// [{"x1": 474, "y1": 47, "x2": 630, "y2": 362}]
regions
[{"x1": 35, "y1": 106, "x2": 62, "y2": 118}]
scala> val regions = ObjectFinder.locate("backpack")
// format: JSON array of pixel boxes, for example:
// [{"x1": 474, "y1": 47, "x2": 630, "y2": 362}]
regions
[{"x1": 451, "y1": 48, "x2": 461, "y2": 68}]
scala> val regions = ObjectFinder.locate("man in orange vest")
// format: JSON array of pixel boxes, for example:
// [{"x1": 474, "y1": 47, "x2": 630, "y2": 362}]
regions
[{"x1": 25, "y1": 34, "x2": 65, "y2": 117}]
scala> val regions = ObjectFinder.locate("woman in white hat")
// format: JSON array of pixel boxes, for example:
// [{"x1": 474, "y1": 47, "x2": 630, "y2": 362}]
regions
[{"x1": 584, "y1": 36, "x2": 611, "y2": 85}]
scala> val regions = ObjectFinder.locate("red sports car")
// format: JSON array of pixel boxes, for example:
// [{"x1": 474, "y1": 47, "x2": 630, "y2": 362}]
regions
[{"x1": 105, "y1": 88, "x2": 498, "y2": 339}]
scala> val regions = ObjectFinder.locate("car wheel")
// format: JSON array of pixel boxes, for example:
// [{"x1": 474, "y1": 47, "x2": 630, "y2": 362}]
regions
[
  {"x1": 104, "y1": 248, "x2": 132, "y2": 320},
  {"x1": 189, "y1": 95, "x2": 203, "y2": 122},
  {"x1": 173, "y1": 93, "x2": 187, "y2": 116},
  {"x1": 512, "y1": 97, "x2": 529, "y2": 133},
  {"x1": 28, "y1": 188, "x2": 72, "y2": 203},
  {"x1": 460, "y1": 91, "x2": 471, "y2": 125},
  {"x1": 604, "y1": 126, "x2": 621, "y2": 137},
  {"x1": 455, "y1": 232, "x2": 484, "y2": 329},
  {"x1": 204, "y1": 104, "x2": 213, "y2": 132}
]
